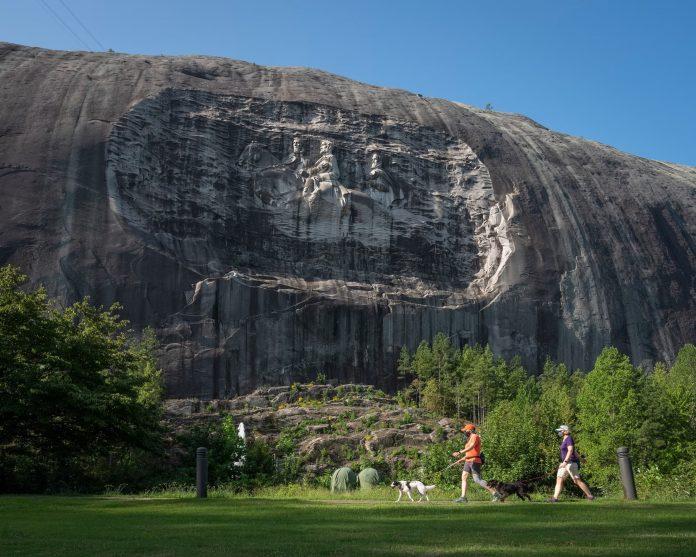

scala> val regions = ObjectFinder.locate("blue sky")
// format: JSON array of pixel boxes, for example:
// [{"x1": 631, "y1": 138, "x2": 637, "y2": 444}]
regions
[{"x1": 2, "y1": 0, "x2": 695, "y2": 165}]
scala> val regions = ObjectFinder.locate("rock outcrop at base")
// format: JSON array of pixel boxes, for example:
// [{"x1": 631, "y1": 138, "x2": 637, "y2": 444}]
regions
[
  {"x1": 0, "y1": 42, "x2": 694, "y2": 396},
  {"x1": 164, "y1": 383, "x2": 449, "y2": 475}
]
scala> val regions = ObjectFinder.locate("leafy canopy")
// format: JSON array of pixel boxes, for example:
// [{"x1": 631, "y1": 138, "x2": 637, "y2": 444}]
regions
[{"x1": 0, "y1": 265, "x2": 163, "y2": 492}]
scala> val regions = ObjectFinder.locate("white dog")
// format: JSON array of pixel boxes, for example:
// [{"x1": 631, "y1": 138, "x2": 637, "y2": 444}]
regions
[{"x1": 390, "y1": 481, "x2": 436, "y2": 502}]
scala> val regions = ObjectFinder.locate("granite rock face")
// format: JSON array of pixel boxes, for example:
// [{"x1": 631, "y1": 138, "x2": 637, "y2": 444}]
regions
[{"x1": 1, "y1": 43, "x2": 694, "y2": 397}]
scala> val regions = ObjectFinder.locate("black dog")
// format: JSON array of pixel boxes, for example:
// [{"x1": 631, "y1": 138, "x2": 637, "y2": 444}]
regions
[{"x1": 487, "y1": 479, "x2": 533, "y2": 502}]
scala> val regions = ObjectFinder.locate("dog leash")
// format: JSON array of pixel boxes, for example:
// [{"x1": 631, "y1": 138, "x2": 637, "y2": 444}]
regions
[
  {"x1": 436, "y1": 461, "x2": 465, "y2": 475},
  {"x1": 519, "y1": 469, "x2": 559, "y2": 483},
  {"x1": 435, "y1": 463, "x2": 454, "y2": 475},
  {"x1": 437, "y1": 463, "x2": 557, "y2": 483},
  {"x1": 530, "y1": 461, "x2": 583, "y2": 482}
]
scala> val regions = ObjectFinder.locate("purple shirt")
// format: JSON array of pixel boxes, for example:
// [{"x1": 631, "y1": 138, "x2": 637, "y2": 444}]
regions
[{"x1": 560, "y1": 435, "x2": 579, "y2": 463}]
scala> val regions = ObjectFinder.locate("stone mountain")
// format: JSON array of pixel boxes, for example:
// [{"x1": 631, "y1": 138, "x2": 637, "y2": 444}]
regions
[{"x1": 0, "y1": 43, "x2": 694, "y2": 397}]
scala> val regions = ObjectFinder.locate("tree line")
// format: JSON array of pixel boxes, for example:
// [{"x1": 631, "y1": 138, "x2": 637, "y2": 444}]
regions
[{"x1": 398, "y1": 334, "x2": 696, "y2": 492}]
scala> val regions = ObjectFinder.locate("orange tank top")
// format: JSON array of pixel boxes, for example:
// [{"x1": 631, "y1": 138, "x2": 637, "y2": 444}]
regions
[{"x1": 465, "y1": 433, "x2": 482, "y2": 462}]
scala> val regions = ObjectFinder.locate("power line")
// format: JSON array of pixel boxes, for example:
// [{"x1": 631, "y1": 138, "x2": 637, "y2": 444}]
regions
[
  {"x1": 57, "y1": 0, "x2": 105, "y2": 51},
  {"x1": 37, "y1": 0, "x2": 92, "y2": 51}
]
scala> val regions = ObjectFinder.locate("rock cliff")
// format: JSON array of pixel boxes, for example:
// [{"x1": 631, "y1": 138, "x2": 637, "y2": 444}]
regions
[{"x1": 1, "y1": 43, "x2": 694, "y2": 397}]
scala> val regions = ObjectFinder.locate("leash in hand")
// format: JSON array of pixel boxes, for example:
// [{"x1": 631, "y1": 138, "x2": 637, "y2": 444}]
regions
[
  {"x1": 438, "y1": 462, "x2": 557, "y2": 483},
  {"x1": 437, "y1": 460, "x2": 464, "y2": 475},
  {"x1": 520, "y1": 469, "x2": 559, "y2": 483}
]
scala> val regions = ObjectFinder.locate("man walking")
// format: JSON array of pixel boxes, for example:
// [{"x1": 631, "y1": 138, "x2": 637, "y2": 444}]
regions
[
  {"x1": 548, "y1": 424, "x2": 594, "y2": 502},
  {"x1": 452, "y1": 424, "x2": 500, "y2": 502}
]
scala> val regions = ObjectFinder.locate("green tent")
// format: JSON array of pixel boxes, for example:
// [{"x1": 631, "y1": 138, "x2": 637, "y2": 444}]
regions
[
  {"x1": 358, "y1": 467, "x2": 380, "y2": 490},
  {"x1": 331, "y1": 467, "x2": 357, "y2": 492}
]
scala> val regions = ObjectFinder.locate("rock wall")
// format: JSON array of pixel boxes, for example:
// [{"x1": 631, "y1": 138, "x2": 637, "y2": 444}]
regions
[{"x1": 1, "y1": 43, "x2": 694, "y2": 397}]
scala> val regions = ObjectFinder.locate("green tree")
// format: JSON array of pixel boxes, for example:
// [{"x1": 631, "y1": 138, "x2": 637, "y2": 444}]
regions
[
  {"x1": 535, "y1": 359, "x2": 582, "y2": 467},
  {"x1": 0, "y1": 265, "x2": 164, "y2": 492},
  {"x1": 412, "y1": 340, "x2": 435, "y2": 381},
  {"x1": 481, "y1": 387, "x2": 549, "y2": 481},
  {"x1": 456, "y1": 345, "x2": 489, "y2": 421},
  {"x1": 431, "y1": 333, "x2": 456, "y2": 381},
  {"x1": 537, "y1": 359, "x2": 577, "y2": 429},
  {"x1": 576, "y1": 347, "x2": 644, "y2": 486},
  {"x1": 667, "y1": 344, "x2": 696, "y2": 435},
  {"x1": 639, "y1": 345, "x2": 696, "y2": 470},
  {"x1": 411, "y1": 340, "x2": 435, "y2": 407},
  {"x1": 456, "y1": 345, "x2": 525, "y2": 422},
  {"x1": 397, "y1": 346, "x2": 412, "y2": 379},
  {"x1": 395, "y1": 346, "x2": 418, "y2": 407},
  {"x1": 421, "y1": 377, "x2": 442, "y2": 414},
  {"x1": 424, "y1": 333, "x2": 457, "y2": 415}
]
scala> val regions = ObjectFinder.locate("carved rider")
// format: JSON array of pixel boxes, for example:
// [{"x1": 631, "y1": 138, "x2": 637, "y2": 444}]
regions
[
  {"x1": 285, "y1": 136, "x2": 306, "y2": 173},
  {"x1": 236, "y1": 141, "x2": 278, "y2": 171},
  {"x1": 367, "y1": 151, "x2": 395, "y2": 192},
  {"x1": 302, "y1": 139, "x2": 340, "y2": 202},
  {"x1": 365, "y1": 149, "x2": 405, "y2": 208}
]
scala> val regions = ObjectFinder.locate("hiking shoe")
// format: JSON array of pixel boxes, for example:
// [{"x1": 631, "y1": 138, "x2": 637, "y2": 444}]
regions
[
  {"x1": 491, "y1": 492, "x2": 503, "y2": 502},
  {"x1": 453, "y1": 496, "x2": 468, "y2": 503},
  {"x1": 586, "y1": 495, "x2": 595, "y2": 501},
  {"x1": 546, "y1": 497, "x2": 559, "y2": 503}
]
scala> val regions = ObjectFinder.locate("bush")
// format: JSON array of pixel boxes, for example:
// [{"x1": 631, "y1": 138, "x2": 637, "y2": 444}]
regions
[
  {"x1": 398, "y1": 411, "x2": 414, "y2": 426},
  {"x1": 358, "y1": 455, "x2": 391, "y2": 481},
  {"x1": 576, "y1": 347, "x2": 645, "y2": 487},
  {"x1": 275, "y1": 424, "x2": 308, "y2": 455},
  {"x1": 276, "y1": 454, "x2": 304, "y2": 484},
  {"x1": 0, "y1": 265, "x2": 164, "y2": 493},
  {"x1": 174, "y1": 415, "x2": 245, "y2": 486},
  {"x1": 419, "y1": 438, "x2": 463, "y2": 486},
  {"x1": 635, "y1": 460, "x2": 696, "y2": 500},
  {"x1": 481, "y1": 389, "x2": 552, "y2": 482},
  {"x1": 239, "y1": 439, "x2": 276, "y2": 489}
]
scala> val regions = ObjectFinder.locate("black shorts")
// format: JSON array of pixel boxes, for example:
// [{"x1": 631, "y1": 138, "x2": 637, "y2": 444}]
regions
[{"x1": 463, "y1": 461, "x2": 482, "y2": 474}]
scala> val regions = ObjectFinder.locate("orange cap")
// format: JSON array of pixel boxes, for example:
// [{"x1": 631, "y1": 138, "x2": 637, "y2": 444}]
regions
[{"x1": 461, "y1": 424, "x2": 476, "y2": 432}]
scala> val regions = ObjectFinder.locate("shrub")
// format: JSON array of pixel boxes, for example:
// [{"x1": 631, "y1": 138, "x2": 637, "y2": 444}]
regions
[
  {"x1": 0, "y1": 265, "x2": 164, "y2": 493},
  {"x1": 275, "y1": 424, "x2": 308, "y2": 455},
  {"x1": 175, "y1": 415, "x2": 245, "y2": 485},
  {"x1": 361, "y1": 414, "x2": 378, "y2": 429},
  {"x1": 398, "y1": 411, "x2": 414, "y2": 426},
  {"x1": 419, "y1": 438, "x2": 462, "y2": 486},
  {"x1": 576, "y1": 347, "x2": 645, "y2": 487},
  {"x1": 481, "y1": 390, "x2": 552, "y2": 482}
]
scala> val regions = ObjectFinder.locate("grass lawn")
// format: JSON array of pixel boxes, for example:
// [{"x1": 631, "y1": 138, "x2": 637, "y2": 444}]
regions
[{"x1": 1, "y1": 494, "x2": 695, "y2": 556}]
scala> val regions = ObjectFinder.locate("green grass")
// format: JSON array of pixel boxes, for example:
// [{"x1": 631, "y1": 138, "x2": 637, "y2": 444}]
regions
[{"x1": 1, "y1": 495, "x2": 695, "y2": 556}]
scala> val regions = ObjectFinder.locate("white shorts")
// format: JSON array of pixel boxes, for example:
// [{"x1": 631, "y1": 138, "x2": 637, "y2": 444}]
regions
[{"x1": 557, "y1": 462, "x2": 581, "y2": 480}]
